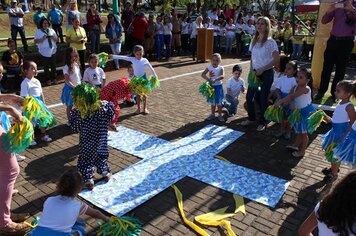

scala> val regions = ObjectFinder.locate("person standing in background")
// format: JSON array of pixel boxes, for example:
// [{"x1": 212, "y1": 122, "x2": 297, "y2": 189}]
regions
[
  {"x1": 171, "y1": 11, "x2": 182, "y2": 56},
  {"x1": 33, "y1": 7, "x2": 46, "y2": 29},
  {"x1": 86, "y1": 3, "x2": 102, "y2": 54},
  {"x1": 7, "y1": 0, "x2": 29, "y2": 52},
  {"x1": 48, "y1": 4, "x2": 64, "y2": 44},
  {"x1": 121, "y1": 2, "x2": 135, "y2": 52},
  {"x1": 66, "y1": 0, "x2": 81, "y2": 30}
]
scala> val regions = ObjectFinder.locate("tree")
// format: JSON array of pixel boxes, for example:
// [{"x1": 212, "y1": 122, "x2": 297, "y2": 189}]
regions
[{"x1": 276, "y1": 0, "x2": 291, "y2": 19}]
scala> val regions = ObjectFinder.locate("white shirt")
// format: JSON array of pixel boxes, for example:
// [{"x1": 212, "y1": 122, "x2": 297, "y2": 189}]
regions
[
  {"x1": 294, "y1": 86, "x2": 312, "y2": 109},
  {"x1": 20, "y1": 77, "x2": 42, "y2": 97},
  {"x1": 38, "y1": 196, "x2": 88, "y2": 233},
  {"x1": 212, "y1": 25, "x2": 219, "y2": 36},
  {"x1": 155, "y1": 22, "x2": 164, "y2": 35},
  {"x1": 244, "y1": 15, "x2": 255, "y2": 24},
  {"x1": 34, "y1": 28, "x2": 58, "y2": 57},
  {"x1": 218, "y1": 26, "x2": 225, "y2": 36},
  {"x1": 112, "y1": 55, "x2": 157, "y2": 78},
  {"x1": 83, "y1": 67, "x2": 106, "y2": 86},
  {"x1": 225, "y1": 24, "x2": 236, "y2": 37},
  {"x1": 250, "y1": 39, "x2": 278, "y2": 70},
  {"x1": 332, "y1": 102, "x2": 352, "y2": 123},
  {"x1": 181, "y1": 22, "x2": 190, "y2": 34},
  {"x1": 7, "y1": 6, "x2": 24, "y2": 27},
  {"x1": 190, "y1": 22, "x2": 198, "y2": 38},
  {"x1": 63, "y1": 64, "x2": 81, "y2": 87},
  {"x1": 204, "y1": 23, "x2": 213, "y2": 29},
  {"x1": 275, "y1": 75, "x2": 297, "y2": 94},
  {"x1": 208, "y1": 11, "x2": 218, "y2": 21},
  {"x1": 271, "y1": 71, "x2": 283, "y2": 91},
  {"x1": 226, "y1": 77, "x2": 244, "y2": 98},
  {"x1": 207, "y1": 65, "x2": 223, "y2": 86},
  {"x1": 163, "y1": 23, "x2": 172, "y2": 35},
  {"x1": 235, "y1": 23, "x2": 244, "y2": 34},
  {"x1": 243, "y1": 24, "x2": 255, "y2": 35}
]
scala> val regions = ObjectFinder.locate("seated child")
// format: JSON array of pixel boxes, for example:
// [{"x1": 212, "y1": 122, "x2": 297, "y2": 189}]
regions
[
  {"x1": 223, "y1": 65, "x2": 245, "y2": 116},
  {"x1": 29, "y1": 171, "x2": 109, "y2": 236}
]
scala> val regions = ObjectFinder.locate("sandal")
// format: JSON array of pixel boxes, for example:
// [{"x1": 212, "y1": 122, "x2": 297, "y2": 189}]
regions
[
  {"x1": 321, "y1": 167, "x2": 332, "y2": 175},
  {"x1": 0, "y1": 222, "x2": 31, "y2": 235},
  {"x1": 11, "y1": 213, "x2": 30, "y2": 223},
  {"x1": 292, "y1": 151, "x2": 304, "y2": 158},
  {"x1": 323, "y1": 173, "x2": 338, "y2": 182}
]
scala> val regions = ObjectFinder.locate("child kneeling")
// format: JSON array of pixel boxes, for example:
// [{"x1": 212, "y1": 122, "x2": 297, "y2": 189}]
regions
[{"x1": 223, "y1": 65, "x2": 245, "y2": 116}]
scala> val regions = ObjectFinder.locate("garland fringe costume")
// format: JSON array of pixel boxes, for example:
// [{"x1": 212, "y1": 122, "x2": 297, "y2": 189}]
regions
[
  {"x1": 69, "y1": 84, "x2": 115, "y2": 182},
  {"x1": 334, "y1": 121, "x2": 356, "y2": 165},
  {"x1": 99, "y1": 78, "x2": 132, "y2": 125}
]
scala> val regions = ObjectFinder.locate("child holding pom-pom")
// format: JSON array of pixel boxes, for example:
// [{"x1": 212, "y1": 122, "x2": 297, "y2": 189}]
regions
[
  {"x1": 201, "y1": 53, "x2": 225, "y2": 122},
  {"x1": 20, "y1": 61, "x2": 52, "y2": 145},
  {"x1": 334, "y1": 121, "x2": 356, "y2": 169},
  {"x1": 69, "y1": 84, "x2": 115, "y2": 189},
  {"x1": 321, "y1": 80, "x2": 355, "y2": 182},
  {"x1": 111, "y1": 45, "x2": 158, "y2": 114},
  {"x1": 29, "y1": 171, "x2": 109, "y2": 236},
  {"x1": 276, "y1": 67, "x2": 316, "y2": 158}
]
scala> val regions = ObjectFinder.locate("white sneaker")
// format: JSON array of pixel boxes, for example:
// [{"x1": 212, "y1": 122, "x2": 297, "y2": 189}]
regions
[
  {"x1": 257, "y1": 125, "x2": 266, "y2": 132},
  {"x1": 15, "y1": 154, "x2": 26, "y2": 162},
  {"x1": 240, "y1": 120, "x2": 254, "y2": 126},
  {"x1": 30, "y1": 140, "x2": 37, "y2": 146},
  {"x1": 41, "y1": 135, "x2": 52, "y2": 142}
]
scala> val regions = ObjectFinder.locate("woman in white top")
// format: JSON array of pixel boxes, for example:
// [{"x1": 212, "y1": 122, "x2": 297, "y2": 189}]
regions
[
  {"x1": 241, "y1": 16, "x2": 279, "y2": 132},
  {"x1": 181, "y1": 16, "x2": 191, "y2": 52},
  {"x1": 34, "y1": 18, "x2": 58, "y2": 86},
  {"x1": 190, "y1": 16, "x2": 203, "y2": 61},
  {"x1": 163, "y1": 16, "x2": 173, "y2": 60},
  {"x1": 299, "y1": 171, "x2": 356, "y2": 236},
  {"x1": 155, "y1": 15, "x2": 164, "y2": 60},
  {"x1": 225, "y1": 18, "x2": 235, "y2": 54},
  {"x1": 243, "y1": 19, "x2": 255, "y2": 35},
  {"x1": 235, "y1": 17, "x2": 245, "y2": 55}
]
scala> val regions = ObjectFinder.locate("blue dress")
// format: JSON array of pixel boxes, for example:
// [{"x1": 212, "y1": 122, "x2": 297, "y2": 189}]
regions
[
  {"x1": 207, "y1": 84, "x2": 224, "y2": 105},
  {"x1": 61, "y1": 83, "x2": 74, "y2": 107},
  {"x1": 334, "y1": 127, "x2": 356, "y2": 165},
  {"x1": 293, "y1": 104, "x2": 316, "y2": 134},
  {"x1": 29, "y1": 220, "x2": 86, "y2": 236}
]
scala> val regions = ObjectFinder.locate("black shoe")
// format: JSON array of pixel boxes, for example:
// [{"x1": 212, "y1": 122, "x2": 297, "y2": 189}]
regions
[
  {"x1": 323, "y1": 173, "x2": 338, "y2": 182},
  {"x1": 314, "y1": 93, "x2": 324, "y2": 101},
  {"x1": 322, "y1": 167, "x2": 332, "y2": 175}
]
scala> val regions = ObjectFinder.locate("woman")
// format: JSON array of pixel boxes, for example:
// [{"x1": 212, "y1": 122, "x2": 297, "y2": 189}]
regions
[
  {"x1": 86, "y1": 3, "x2": 102, "y2": 54},
  {"x1": 163, "y1": 16, "x2": 173, "y2": 61},
  {"x1": 130, "y1": 12, "x2": 148, "y2": 46},
  {"x1": 144, "y1": 14, "x2": 155, "y2": 60},
  {"x1": 105, "y1": 14, "x2": 122, "y2": 70},
  {"x1": 241, "y1": 17, "x2": 279, "y2": 131},
  {"x1": 0, "y1": 94, "x2": 31, "y2": 235},
  {"x1": 66, "y1": 17, "x2": 87, "y2": 73},
  {"x1": 34, "y1": 18, "x2": 58, "y2": 86},
  {"x1": 190, "y1": 16, "x2": 203, "y2": 61},
  {"x1": 299, "y1": 171, "x2": 356, "y2": 236},
  {"x1": 155, "y1": 15, "x2": 164, "y2": 60}
]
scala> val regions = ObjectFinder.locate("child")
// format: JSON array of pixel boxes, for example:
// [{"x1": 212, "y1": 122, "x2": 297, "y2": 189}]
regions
[
  {"x1": 111, "y1": 45, "x2": 158, "y2": 114},
  {"x1": 70, "y1": 84, "x2": 115, "y2": 189},
  {"x1": 274, "y1": 61, "x2": 297, "y2": 139},
  {"x1": 334, "y1": 120, "x2": 356, "y2": 168},
  {"x1": 29, "y1": 171, "x2": 109, "y2": 235},
  {"x1": 201, "y1": 53, "x2": 225, "y2": 122},
  {"x1": 83, "y1": 53, "x2": 106, "y2": 88},
  {"x1": 20, "y1": 61, "x2": 52, "y2": 145},
  {"x1": 270, "y1": 55, "x2": 289, "y2": 96},
  {"x1": 100, "y1": 77, "x2": 131, "y2": 131},
  {"x1": 298, "y1": 171, "x2": 356, "y2": 236},
  {"x1": 223, "y1": 64, "x2": 245, "y2": 116},
  {"x1": 125, "y1": 65, "x2": 136, "y2": 106},
  {"x1": 127, "y1": 64, "x2": 134, "y2": 79},
  {"x1": 276, "y1": 67, "x2": 316, "y2": 158},
  {"x1": 321, "y1": 80, "x2": 356, "y2": 181},
  {"x1": 60, "y1": 47, "x2": 82, "y2": 126}
]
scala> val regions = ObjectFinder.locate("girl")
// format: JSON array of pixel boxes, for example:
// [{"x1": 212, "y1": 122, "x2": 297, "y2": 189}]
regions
[
  {"x1": 191, "y1": 16, "x2": 204, "y2": 61},
  {"x1": 105, "y1": 13, "x2": 122, "y2": 70},
  {"x1": 70, "y1": 84, "x2": 115, "y2": 189},
  {"x1": 61, "y1": 47, "x2": 81, "y2": 126},
  {"x1": 225, "y1": 18, "x2": 235, "y2": 54},
  {"x1": 1, "y1": 39, "x2": 23, "y2": 91},
  {"x1": 20, "y1": 61, "x2": 52, "y2": 145},
  {"x1": 276, "y1": 67, "x2": 315, "y2": 158},
  {"x1": 334, "y1": 120, "x2": 356, "y2": 167},
  {"x1": 291, "y1": 24, "x2": 305, "y2": 60},
  {"x1": 155, "y1": 15, "x2": 164, "y2": 61},
  {"x1": 83, "y1": 54, "x2": 106, "y2": 88},
  {"x1": 163, "y1": 16, "x2": 173, "y2": 61},
  {"x1": 270, "y1": 55, "x2": 289, "y2": 100},
  {"x1": 111, "y1": 45, "x2": 158, "y2": 115},
  {"x1": 201, "y1": 53, "x2": 225, "y2": 122},
  {"x1": 321, "y1": 80, "x2": 356, "y2": 181},
  {"x1": 298, "y1": 171, "x2": 356, "y2": 236},
  {"x1": 29, "y1": 171, "x2": 109, "y2": 235},
  {"x1": 274, "y1": 61, "x2": 297, "y2": 139},
  {"x1": 144, "y1": 14, "x2": 156, "y2": 60}
]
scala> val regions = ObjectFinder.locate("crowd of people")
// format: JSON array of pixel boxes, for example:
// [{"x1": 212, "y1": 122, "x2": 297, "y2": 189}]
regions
[{"x1": 0, "y1": 0, "x2": 355, "y2": 235}]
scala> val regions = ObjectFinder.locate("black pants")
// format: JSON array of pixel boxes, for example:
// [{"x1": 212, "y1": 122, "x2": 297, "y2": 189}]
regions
[
  {"x1": 78, "y1": 50, "x2": 86, "y2": 74},
  {"x1": 191, "y1": 37, "x2": 197, "y2": 59},
  {"x1": 40, "y1": 54, "x2": 56, "y2": 83},
  {"x1": 52, "y1": 24, "x2": 64, "y2": 43},
  {"x1": 319, "y1": 37, "x2": 354, "y2": 97},
  {"x1": 181, "y1": 34, "x2": 190, "y2": 51},
  {"x1": 11, "y1": 25, "x2": 28, "y2": 50}
]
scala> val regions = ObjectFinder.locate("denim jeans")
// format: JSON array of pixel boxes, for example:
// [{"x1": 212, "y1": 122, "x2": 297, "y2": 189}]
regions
[
  {"x1": 155, "y1": 34, "x2": 164, "y2": 59},
  {"x1": 292, "y1": 43, "x2": 303, "y2": 60},
  {"x1": 246, "y1": 69, "x2": 274, "y2": 124},
  {"x1": 164, "y1": 34, "x2": 172, "y2": 59},
  {"x1": 90, "y1": 30, "x2": 101, "y2": 53},
  {"x1": 225, "y1": 36, "x2": 234, "y2": 54},
  {"x1": 214, "y1": 36, "x2": 220, "y2": 52},
  {"x1": 224, "y1": 94, "x2": 238, "y2": 115},
  {"x1": 110, "y1": 42, "x2": 122, "y2": 67},
  {"x1": 11, "y1": 25, "x2": 28, "y2": 50}
]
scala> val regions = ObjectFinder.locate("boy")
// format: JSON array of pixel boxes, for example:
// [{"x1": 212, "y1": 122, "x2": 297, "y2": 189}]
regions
[{"x1": 224, "y1": 65, "x2": 245, "y2": 116}]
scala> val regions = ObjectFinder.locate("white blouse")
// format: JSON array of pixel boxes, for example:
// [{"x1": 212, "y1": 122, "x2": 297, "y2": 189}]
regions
[{"x1": 250, "y1": 39, "x2": 278, "y2": 70}]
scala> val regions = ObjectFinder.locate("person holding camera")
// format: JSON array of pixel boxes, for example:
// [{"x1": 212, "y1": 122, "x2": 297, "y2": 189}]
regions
[
  {"x1": 34, "y1": 18, "x2": 58, "y2": 85},
  {"x1": 315, "y1": 0, "x2": 356, "y2": 101}
]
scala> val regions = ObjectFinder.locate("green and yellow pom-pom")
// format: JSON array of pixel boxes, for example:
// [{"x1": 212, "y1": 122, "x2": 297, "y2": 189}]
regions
[
  {"x1": 128, "y1": 77, "x2": 151, "y2": 96},
  {"x1": 288, "y1": 109, "x2": 302, "y2": 125},
  {"x1": 264, "y1": 105, "x2": 284, "y2": 123},
  {"x1": 21, "y1": 96, "x2": 56, "y2": 128},
  {"x1": 199, "y1": 81, "x2": 214, "y2": 100},
  {"x1": 71, "y1": 84, "x2": 101, "y2": 118},
  {"x1": 307, "y1": 110, "x2": 325, "y2": 134},
  {"x1": 97, "y1": 216, "x2": 142, "y2": 236},
  {"x1": 2, "y1": 117, "x2": 34, "y2": 154},
  {"x1": 24, "y1": 216, "x2": 40, "y2": 229},
  {"x1": 247, "y1": 70, "x2": 261, "y2": 89},
  {"x1": 325, "y1": 142, "x2": 338, "y2": 163},
  {"x1": 98, "y1": 52, "x2": 109, "y2": 68},
  {"x1": 148, "y1": 76, "x2": 160, "y2": 90}
]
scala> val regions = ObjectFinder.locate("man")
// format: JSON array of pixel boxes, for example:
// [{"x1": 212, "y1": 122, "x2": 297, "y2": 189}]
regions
[
  {"x1": 7, "y1": 0, "x2": 29, "y2": 52},
  {"x1": 315, "y1": 0, "x2": 356, "y2": 101},
  {"x1": 121, "y1": 2, "x2": 134, "y2": 52},
  {"x1": 33, "y1": 6, "x2": 46, "y2": 29},
  {"x1": 66, "y1": 0, "x2": 81, "y2": 30},
  {"x1": 48, "y1": 4, "x2": 64, "y2": 43}
]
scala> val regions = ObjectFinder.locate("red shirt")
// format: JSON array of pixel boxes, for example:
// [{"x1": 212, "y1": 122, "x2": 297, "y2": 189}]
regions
[
  {"x1": 86, "y1": 12, "x2": 102, "y2": 31},
  {"x1": 100, "y1": 78, "x2": 131, "y2": 105},
  {"x1": 131, "y1": 16, "x2": 148, "y2": 41}
]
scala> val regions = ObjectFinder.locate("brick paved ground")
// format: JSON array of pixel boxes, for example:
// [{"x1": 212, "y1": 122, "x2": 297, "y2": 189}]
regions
[{"x1": 11, "y1": 56, "x2": 355, "y2": 236}]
